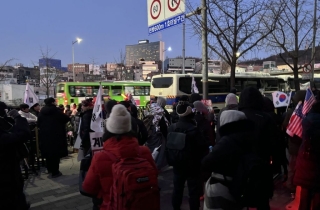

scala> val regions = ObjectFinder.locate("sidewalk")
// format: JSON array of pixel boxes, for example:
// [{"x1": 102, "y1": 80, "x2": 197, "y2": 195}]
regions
[{"x1": 25, "y1": 154, "x2": 293, "y2": 210}]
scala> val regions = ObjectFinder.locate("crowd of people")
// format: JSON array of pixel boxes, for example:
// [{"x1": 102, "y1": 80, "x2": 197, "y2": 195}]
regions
[{"x1": 0, "y1": 85, "x2": 320, "y2": 209}]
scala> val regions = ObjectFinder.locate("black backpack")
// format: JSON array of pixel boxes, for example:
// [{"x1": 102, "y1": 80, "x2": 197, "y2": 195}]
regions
[
  {"x1": 165, "y1": 123, "x2": 196, "y2": 166},
  {"x1": 228, "y1": 152, "x2": 273, "y2": 208},
  {"x1": 143, "y1": 115, "x2": 154, "y2": 139}
]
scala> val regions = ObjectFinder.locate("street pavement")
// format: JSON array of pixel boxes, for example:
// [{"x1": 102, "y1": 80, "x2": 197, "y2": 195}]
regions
[{"x1": 25, "y1": 153, "x2": 293, "y2": 210}]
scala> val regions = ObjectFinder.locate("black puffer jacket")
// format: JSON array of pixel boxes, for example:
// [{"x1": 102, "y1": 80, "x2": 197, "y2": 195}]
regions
[
  {"x1": 239, "y1": 87, "x2": 277, "y2": 162},
  {"x1": 38, "y1": 105, "x2": 70, "y2": 158},
  {"x1": 168, "y1": 116, "x2": 209, "y2": 170},
  {"x1": 80, "y1": 109, "x2": 93, "y2": 149},
  {"x1": 294, "y1": 111, "x2": 320, "y2": 189},
  {"x1": 0, "y1": 116, "x2": 31, "y2": 209},
  {"x1": 202, "y1": 119, "x2": 254, "y2": 176}
]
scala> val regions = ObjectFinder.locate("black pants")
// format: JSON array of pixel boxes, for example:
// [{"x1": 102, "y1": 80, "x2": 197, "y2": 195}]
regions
[
  {"x1": 46, "y1": 156, "x2": 60, "y2": 175},
  {"x1": 172, "y1": 167, "x2": 201, "y2": 210}
]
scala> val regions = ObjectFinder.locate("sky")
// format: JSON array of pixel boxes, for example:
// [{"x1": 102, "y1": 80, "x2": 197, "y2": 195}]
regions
[
  {"x1": 0, "y1": 0, "x2": 270, "y2": 67},
  {"x1": 0, "y1": 0, "x2": 265, "y2": 67}
]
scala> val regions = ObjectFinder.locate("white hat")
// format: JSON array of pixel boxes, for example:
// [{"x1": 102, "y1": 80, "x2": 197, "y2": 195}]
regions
[
  {"x1": 106, "y1": 104, "x2": 132, "y2": 134},
  {"x1": 220, "y1": 110, "x2": 246, "y2": 127},
  {"x1": 225, "y1": 93, "x2": 238, "y2": 105}
]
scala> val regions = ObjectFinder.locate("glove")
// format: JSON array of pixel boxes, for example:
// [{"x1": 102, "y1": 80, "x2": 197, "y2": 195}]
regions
[{"x1": 7, "y1": 109, "x2": 20, "y2": 119}]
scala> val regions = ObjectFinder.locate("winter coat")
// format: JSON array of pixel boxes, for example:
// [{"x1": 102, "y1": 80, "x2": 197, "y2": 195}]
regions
[
  {"x1": 38, "y1": 105, "x2": 70, "y2": 158},
  {"x1": 18, "y1": 110, "x2": 37, "y2": 123},
  {"x1": 65, "y1": 109, "x2": 72, "y2": 117},
  {"x1": 202, "y1": 119, "x2": 254, "y2": 177},
  {"x1": 168, "y1": 116, "x2": 209, "y2": 170},
  {"x1": 194, "y1": 113, "x2": 215, "y2": 146},
  {"x1": 82, "y1": 136, "x2": 157, "y2": 210},
  {"x1": 0, "y1": 116, "x2": 31, "y2": 209},
  {"x1": 80, "y1": 109, "x2": 93, "y2": 149},
  {"x1": 215, "y1": 104, "x2": 238, "y2": 142},
  {"x1": 294, "y1": 112, "x2": 320, "y2": 189},
  {"x1": 238, "y1": 87, "x2": 277, "y2": 162}
]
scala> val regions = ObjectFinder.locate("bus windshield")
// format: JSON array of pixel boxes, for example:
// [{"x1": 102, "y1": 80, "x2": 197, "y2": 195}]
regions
[{"x1": 69, "y1": 86, "x2": 109, "y2": 97}]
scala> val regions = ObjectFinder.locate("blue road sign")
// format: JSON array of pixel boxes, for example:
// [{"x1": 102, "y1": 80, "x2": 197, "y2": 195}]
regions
[{"x1": 148, "y1": 13, "x2": 185, "y2": 35}]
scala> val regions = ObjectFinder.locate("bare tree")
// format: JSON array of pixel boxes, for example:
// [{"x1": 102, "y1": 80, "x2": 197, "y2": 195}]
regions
[
  {"x1": 38, "y1": 47, "x2": 60, "y2": 98},
  {"x1": 188, "y1": 0, "x2": 281, "y2": 88},
  {"x1": 263, "y1": 0, "x2": 314, "y2": 90},
  {"x1": 0, "y1": 58, "x2": 15, "y2": 82},
  {"x1": 114, "y1": 49, "x2": 127, "y2": 80}
]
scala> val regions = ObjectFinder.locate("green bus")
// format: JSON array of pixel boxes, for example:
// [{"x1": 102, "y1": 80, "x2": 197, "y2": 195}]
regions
[{"x1": 56, "y1": 81, "x2": 151, "y2": 106}]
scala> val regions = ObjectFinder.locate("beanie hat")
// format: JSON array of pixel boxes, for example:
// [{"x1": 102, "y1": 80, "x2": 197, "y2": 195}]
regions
[
  {"x1": 225, "y1": 93, "x2": 238, "y2": 105},
  {"x1": 176, "y1": 101, "x2": 193, "y2": 117},
  {"x1": 220, "y1": 110, "x2": 246, "y2": 127},
  {"x1": 157, "y1": 97, "x2": 166, "y2": 108},
  {"x1": 193, "y1": 101, "x2": 208, "y2": 114},
  {"x1": 106, "y1": 104, "x2": 131, "y2": 134},
  {"x1": 44, "y1": 97, "x2": 55, "y2": 105}
]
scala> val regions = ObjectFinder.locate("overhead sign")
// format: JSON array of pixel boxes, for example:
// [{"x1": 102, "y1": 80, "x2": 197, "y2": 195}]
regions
[{"x1": 147, "y1": 0, "x2": 185, "y2": 35}]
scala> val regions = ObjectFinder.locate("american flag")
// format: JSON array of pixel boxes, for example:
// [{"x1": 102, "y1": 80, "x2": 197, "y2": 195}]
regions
[
  {"x1": 286, "y1": 101, "x2": 303, "y2": 138},
  {"x1": 302, "y1": 88, "x2": 316, "y2": 115}
]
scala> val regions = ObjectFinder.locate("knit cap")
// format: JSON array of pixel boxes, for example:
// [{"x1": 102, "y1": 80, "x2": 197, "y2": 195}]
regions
[
  {"x1": 106, "y1": 104, "x2": 131, "y2": 134},
  {"x1": 220, "y1": 110, "x2": 246, "y2": 127},
  {"x1": 225, "y1": 93, "x2": 238, "y2": 105}
]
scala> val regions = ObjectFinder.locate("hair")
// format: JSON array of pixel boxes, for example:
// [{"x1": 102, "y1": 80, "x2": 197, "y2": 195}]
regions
[
  {"x1": 44, "y1": 97, "x2": 55, "y2": 105},
  {"x1": 190, "y1": 93, "x2": 202, "y2": 103},
  {"x1": 230, "y1": 87, "x2": 237, "y2": 94},
  {"x1": 105, "y1": 100, "x2": 118, "y2": 114},
  {"x1": 66, "y1": 105, "x2": 70, "y2": 109},
  {"x1": 119, "y1": 101, "x2": 131, "y2": 109},
  {"x1": 58, "y1": 104, "x2": 64, "y2": 109},
  {"x1": 31, "y1": 103, "x2": 40, "y2": 109},
  {"x1": 77, "y1": 103, "x2": 82, "y2": 112},
  {"x1": 19, "y1": 103, "x2": 29, "y2": 109}
]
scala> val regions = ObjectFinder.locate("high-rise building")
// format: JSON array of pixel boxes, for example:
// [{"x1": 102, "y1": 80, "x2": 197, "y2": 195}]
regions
[
  {"x1": 125, "y1": 40, "x2": 164, "y2": 67},
  {"x1": 39, "y1": 58, "x2": 62, "y2": 69}
]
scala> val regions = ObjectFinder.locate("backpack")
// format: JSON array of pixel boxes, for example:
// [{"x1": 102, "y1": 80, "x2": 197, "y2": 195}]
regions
[
  {"x1": 143, "y1": 115, "x2": 154, "y2": 138},
  {"x1": 107, "y1": 151, "x2": 160, "y2": 210},
  {"x1": 165, "y1": 123, "x2": 196, "y2": 166},
  {"x1": 228, "y1": 152, "x2": 273, "y2": 208}
]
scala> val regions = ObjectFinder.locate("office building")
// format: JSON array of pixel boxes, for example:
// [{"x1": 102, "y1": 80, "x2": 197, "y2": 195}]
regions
[
  {"x1": 125, "y1": 40, "x2": 164, "y2": 67},
  {"x1": 39, "y1": 58, "x2": 62, "y2": 69}
]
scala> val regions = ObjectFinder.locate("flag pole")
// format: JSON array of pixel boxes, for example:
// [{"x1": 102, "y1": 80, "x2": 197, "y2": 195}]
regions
[{"x1": 286, "y1": 91, "x2": 292, "y2": 113}]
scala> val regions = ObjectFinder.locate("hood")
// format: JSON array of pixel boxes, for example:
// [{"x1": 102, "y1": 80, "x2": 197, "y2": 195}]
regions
[
  {"x1": 238, "y1": 87, "x2": 264, "y2": 111},
  {"x1": 292, "y1": 90, "x2": 306, "y2": 105},
  {"x1": 40, "y1": 105, "x2": 60, "y2": 116},
  {"x1": 263, "y1": 97, "x2": 275, "y2": 113},
  {"x1": 103, "y1": 136, "x2": 139, "y2": 158}
]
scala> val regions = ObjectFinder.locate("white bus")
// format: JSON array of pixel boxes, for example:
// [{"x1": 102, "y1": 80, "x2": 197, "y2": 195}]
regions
[
  {"x1": 150, "y1": 72, "x2": 285, "y2": 110},
  {"x1": 276, "y1": 74, "x2": 320, "y2": 92}
]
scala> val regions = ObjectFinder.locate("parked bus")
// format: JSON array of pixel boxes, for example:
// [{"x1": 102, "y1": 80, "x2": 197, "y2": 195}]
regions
[
  {"x1": 150, "y1": 72, "x2": 285, "y2": 110},
  {"x1": 56, "y1": 81, "x2": 150, "y2": 106},
  {"x1": 276, "y1": 74, "x2": 320, "y2": 91}
]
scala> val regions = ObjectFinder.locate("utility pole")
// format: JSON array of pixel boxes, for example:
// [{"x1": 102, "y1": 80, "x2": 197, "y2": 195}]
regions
[
  {"x1": 311, "y1": 0, "x2": 317, "y2": 87},
  {"x1": 201, "y1": 0, "x2": 208, "y2": 99}
]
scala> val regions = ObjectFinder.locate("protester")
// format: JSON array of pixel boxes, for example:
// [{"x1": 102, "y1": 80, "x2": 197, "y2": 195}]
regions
[
  {"x1": 71, "y1": 103, "x2": 78, "y2": 116},
  {"x1": 238, "y1": 87, "x2": 277, "y2": 208},
  {"x1": 0, "y1": 101, "x2": 31, "y2": 210},
  {"x1": 230, "y1": 87, "x2": 240, "y2": 102},
  {"x1": 82, "y1": 104, "x2": 158, "y2": 210},
  {"x1": 216, "y1": 93, "x2": 239, "y2": 142},
  {"x1": 282, "y1": 90, "x2": 306, "y2": 192},
  {"x1": 294, "y1": 101, "x2": 320, "y2": 210},
  {"x1": 58, "y1": 104, "x2": 65, "y2": 113},
  {"x1": 38, "y1": 97, "x2": 70, "y2": 178},
  {"x1": 79, "y1": 98, "x2": 94, "y2": 155},
  {"x1": 65, "y1": 104, "x2": 72, "y2": 117},
  {"x1": 168, "y1": 101, "x2": 208, "y2": 210},
  {"x1": 157, "y1": 96, "x2": 171, "y2": 124},
  {"x1": 202, "y1": 110, "x2": 253, "y2": 209},
  {"x1": 30, "y1": 103, "x2": 41, "y2": 117},
  {"x1": 18, "y1": 103, "x2": 37, "y2": 123}
]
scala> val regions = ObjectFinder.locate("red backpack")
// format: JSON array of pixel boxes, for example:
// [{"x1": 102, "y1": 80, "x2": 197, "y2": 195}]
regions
[{"x1": 107, "y1": 151, "x2": 160, "y2": 210}]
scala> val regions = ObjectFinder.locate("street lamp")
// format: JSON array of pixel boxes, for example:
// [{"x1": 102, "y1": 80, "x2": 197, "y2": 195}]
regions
[
  {"x1": 72, "y1": 38, "x2": 82, "y2": 82},
  {"x1": 162, "y1": 47, "x2": 172, "y2": 74}
]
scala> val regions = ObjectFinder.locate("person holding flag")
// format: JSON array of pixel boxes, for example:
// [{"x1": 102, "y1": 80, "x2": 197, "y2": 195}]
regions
[
  {"x1": 79, "y1": 98, "x2": 94, "y2": 156},
  {"x1": 24, "y1": 82, "x2": 39, "y2": 109}
]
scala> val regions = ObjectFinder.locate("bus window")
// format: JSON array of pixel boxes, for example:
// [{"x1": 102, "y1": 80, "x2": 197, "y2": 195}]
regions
[
  {"x1": 111, "y1": 86, "x2": 122, "y2": 96},
  {"x1": 234, "y1": 78, "x2": 242, "y2": 92},
  {"x1": 102, "y1": 86, "x2": 109, "y2": 96},
  {"x1": 57, "y1": 84, "x2": 65, "y2": 93},
  {"x1": 263, "y1": 79, "x2": 279, "y2": 91},
  {"x1": 243, "y1": 79, "x2": 259, "y2": 89},
  {"x1": 69, "y1": 86, "x2": 98, "y2": 97},
  {"x1": 125, "y1": 86, "x2": 134, "y2": 95},
  {"x1": 145, "y1": 87, "x2": 150, "y2": 95},
  {"x1": 133, "y1": 86, "x2": 146, "y2": 95},
  {"x1": 152, "y1": 77, "x2": 173, "y2": 88},
  {"x1": 179, "y1": 77, "x2": 203, "y2": 94},
  {"x1": 208, "y1": 78, "x2": 229, "y2": 93}
]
